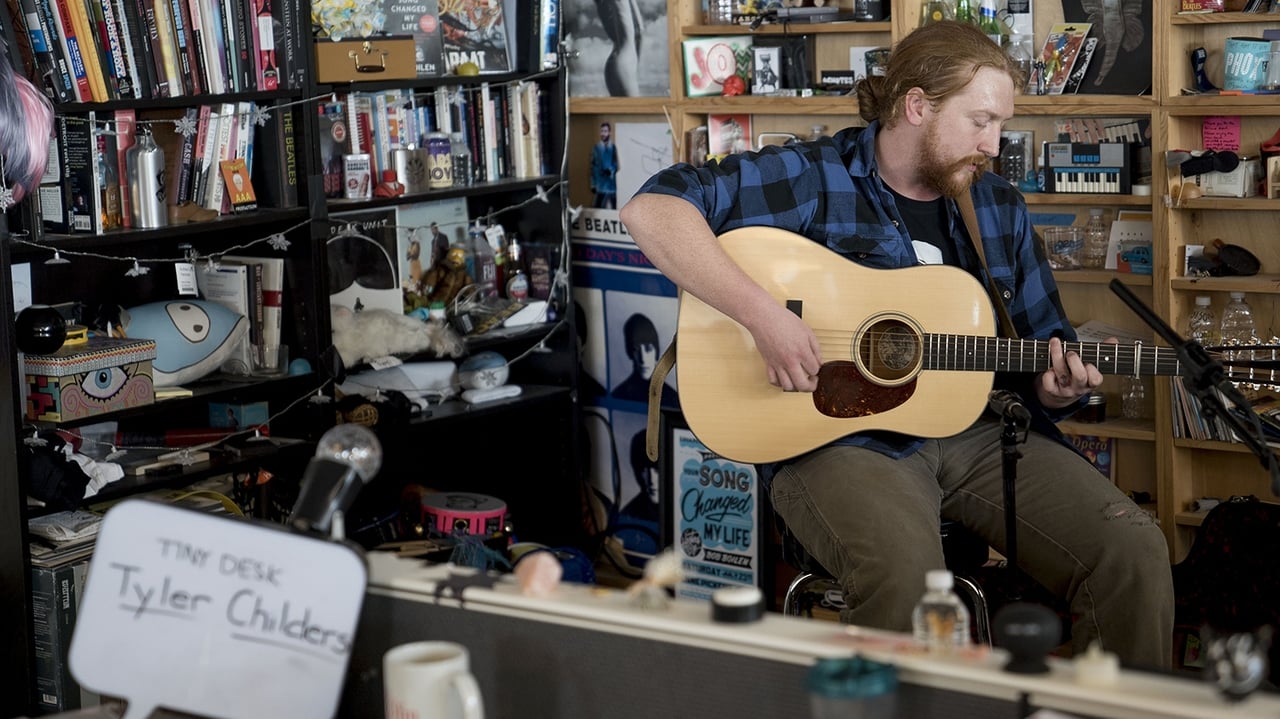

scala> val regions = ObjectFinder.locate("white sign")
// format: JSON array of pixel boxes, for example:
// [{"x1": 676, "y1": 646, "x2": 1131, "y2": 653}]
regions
[{"x1": 69, "y1": 499, "x2": 367, "y2": 719}]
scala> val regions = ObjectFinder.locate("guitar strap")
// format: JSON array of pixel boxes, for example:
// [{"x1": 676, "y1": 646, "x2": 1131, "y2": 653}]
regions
[
  {"x1": 956, "y1": 191, "x2": 1019, "y2": 338},
  {"x1": 643, "y1": 192, "x2": 1017, "y2": 461},
  {"x1": 646, "y1": 334, "x2": 677, "y2": 462}
]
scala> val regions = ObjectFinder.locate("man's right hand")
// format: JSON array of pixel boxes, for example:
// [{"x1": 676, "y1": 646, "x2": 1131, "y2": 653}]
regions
[{"x1": 749, "y1": 302, "x2": 823, "y2": 392}]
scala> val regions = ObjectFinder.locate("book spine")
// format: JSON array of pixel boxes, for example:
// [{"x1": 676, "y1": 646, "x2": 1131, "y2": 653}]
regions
[
  {"x1": 217, "y1": 0, "x2": 238, "y2": 91},
  {"x1": 228, "y1": 0, "x2": 252, "y2": 90},
  {"x1": 43, "y1": 115, "x2": 73, "y2": 232},
  {"x1": 204, "y1": 102, "x2": 234, "y2": 212},
  {"x1": 250, "y1": 103, "x2": 296, "y2": 208},
  {"x1": 189, "y1": 0, "x2": 221, "y2": 93},
  {"x1": 113, "y1": 108, "x2": 135, "y2": 227},
  {"x1": 539, "y1": 0, "x2": 558, "y2": 70},
  {"x1": 18, "y1": 0, "x2": 74, "y2": 102},
  {"x1": 201, "y1": 0, "x2": 230, "y2": 92},
  {"x1": 252, "y1": 0, "x2": 276, "y2": 90},
  {"x1": 109, "y1": 0, "x2": 142, "y2": 98},
  {"x1": 31, "y1": 0, "x2": 75, "y2": 102},
  {"x1": 174, "y1": 106, "x2": 198, "y2": 204},
  {"x1": 51, "y1": 0, "x2": 92, "y2": 101},
  {"x1": 30, "y1": 561, "x2": 85, "y2": 712},
  {"x1": 275, "y1": 0, "x2": 298, "y2": 89},
  {"x1": 150, "y1": 0, "x2": 182, "y2": 96},
  {"x1": 167, "y1": 0, "x2": 198, "y2": 94},
  {"x1": 66, "y1": 0, "x2": 108, "y2": 101},
  {"x1": 190, "y1": 102, "x2": 213, "y2": 205},
  {"x1": 121, "y1": 0, "x2": 154, "y2": 98},
  {"x1": 94, "y1": 0, "x2": 130, "y2": 98},
  {"x1": 139, "y1": 0, "x2": 169, "y2": 96}
]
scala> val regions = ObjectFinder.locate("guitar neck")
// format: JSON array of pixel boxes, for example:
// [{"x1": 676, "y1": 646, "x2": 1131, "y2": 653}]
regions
[{"x1": 923, "y1": 336, "x2": 1182, "y2": 377}]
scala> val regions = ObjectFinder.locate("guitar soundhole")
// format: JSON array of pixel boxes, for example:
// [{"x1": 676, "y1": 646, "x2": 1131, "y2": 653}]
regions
[{"x1": 857, "y1": 318, "x2": 922, "y2": 384}]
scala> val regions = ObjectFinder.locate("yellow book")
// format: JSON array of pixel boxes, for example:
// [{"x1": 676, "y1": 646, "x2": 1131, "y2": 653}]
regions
[
  {"x1": 66, "y1": 0, "x2": 108, "y2": 102},
  {"x1": 153, "y1": 0, "x2": 183, "y2": 98}
]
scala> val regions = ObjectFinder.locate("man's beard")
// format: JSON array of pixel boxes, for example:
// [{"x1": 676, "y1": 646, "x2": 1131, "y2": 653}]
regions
[{"x1": 920, "y1": 125, "x2": 990, "y2": 198}]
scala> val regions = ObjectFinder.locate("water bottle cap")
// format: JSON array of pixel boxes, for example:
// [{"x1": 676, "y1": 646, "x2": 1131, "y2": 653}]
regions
[
  {"x1": 1230, "y1": 291, "x2": 1246, "y2": 300},
  {"x1": 1196, "y1": 295, "x2": 1212, "y2": 306},
  {"x1": 1089, "y1": 207, "x2": 1104, "y2": 216},
  {"x1": 925, "y1": 569, "x2": 954, "y2": 590}
]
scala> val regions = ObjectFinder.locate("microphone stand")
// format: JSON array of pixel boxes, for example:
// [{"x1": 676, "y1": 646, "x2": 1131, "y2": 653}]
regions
[
  {"x1": 997, "y1": 399, "x2": 1028, "y2": 601},
  {"x1": 1110, "y1": 279, "x2": 1280, "y2": 495}
]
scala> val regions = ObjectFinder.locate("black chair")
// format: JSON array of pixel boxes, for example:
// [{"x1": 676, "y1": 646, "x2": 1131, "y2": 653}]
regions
[{"x1": 775, "y1": 515, "x2": 994, "y2": 646}]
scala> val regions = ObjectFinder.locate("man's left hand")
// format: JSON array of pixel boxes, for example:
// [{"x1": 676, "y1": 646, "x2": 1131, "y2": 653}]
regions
[{"x1": 1036, "y1": 336, "x2": 1108, "y2": 410}]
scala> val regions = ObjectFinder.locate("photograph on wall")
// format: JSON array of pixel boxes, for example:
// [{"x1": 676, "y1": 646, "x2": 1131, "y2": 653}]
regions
[
  {"x1": 327, "y1": 207, "x2": 404, "y2": 316},
  {"x1": 395, "y1": 198, "x2": 471, "y2": 313},
  {"x1": 752, "y1": 46, "x2": 781, "y2": 95},
  {"x1": 613, "y1": 122, "x2": 673, "y2": 208},
  {"x1": 610, "y1": 409, "x2": 661, "y2": 566},
  {"x1": 1061, "y1": 0, "x2": 1152, "y2": 96},
  {"x1": 573, "y1": 287, "x2": 608, "y2": 405},
  {"x1": 564, "y1": 0, "x2": 669, "y2": 97},
  {"x1": 604, "y1": 290, "x2": 678, "y2": 410},
  {"x1": 666, "y1": 419, "x2": 759, "y2": 602}
]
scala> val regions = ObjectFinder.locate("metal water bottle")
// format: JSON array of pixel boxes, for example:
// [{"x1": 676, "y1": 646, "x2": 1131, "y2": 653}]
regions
[{"x1": 126, "y1": 130, "x2": 167, "y2": 228}]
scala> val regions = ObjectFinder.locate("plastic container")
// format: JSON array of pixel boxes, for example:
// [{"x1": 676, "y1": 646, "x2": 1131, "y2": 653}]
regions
[
  {"x1": 1219, "y1": 291, "x2": 1258, "y2": 348},
  {"x1": 1082, "y1": 208, "x2": 1110, "y2": 270},
  {"x1": 1121, "y1": 377, "x2": 1145, "y2": 420},
  {"x1": 1042, "y1": 227, "x2": 1083, "y2": 270},
  {"x1": 1078, "y1": 391, "x2": 1107, "y2": 423},
  {"x1": 911, "y1": 569, "x2": 971, "y2": 651},
  {"x1": 471, "y1": 223, "x2": 498, "y2": 299},
  {"x1": 450, "y1": 132, "x2": 472, "y2": 186},
  {"x1": 1187, "y1": 295, "x2": 1216, "y2": 346},
  {"x1": 807, "y1": 657, "x2": 897, "y2": 719}
]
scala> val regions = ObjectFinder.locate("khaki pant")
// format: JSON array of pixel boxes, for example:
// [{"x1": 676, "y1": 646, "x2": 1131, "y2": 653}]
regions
[{"x1": 770, "y1": 415, "x2": 1173, "y2": 669}]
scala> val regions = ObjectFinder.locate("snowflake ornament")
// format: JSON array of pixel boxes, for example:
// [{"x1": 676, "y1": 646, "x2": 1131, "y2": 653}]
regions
[
  {"x1": 267, "y1": 232, "x2": 291, "y2": 251},
  {"x1": 251, "y1": 105, "x2": 271, "y2": 128},
  {"x1": 534, "y1": 185, "x2": 551, "y2": 204},
  {"x1": 450, "y1": 89, "x2": 467, "y2": 108},
  {"x1": 0, "y1": 182, "x2": 15, "y2": 211},
  {"x1": 173, "y1": 115, "x2": 199, "y2": 138}
]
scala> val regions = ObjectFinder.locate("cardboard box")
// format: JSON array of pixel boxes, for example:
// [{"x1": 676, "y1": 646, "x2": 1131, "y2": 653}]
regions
[
  {"x1": 314, "y1": 36, "x2": 417, "y2": 83},
  {"x1": 23, "y1": 337, "x2": 156, "y2": 422}
]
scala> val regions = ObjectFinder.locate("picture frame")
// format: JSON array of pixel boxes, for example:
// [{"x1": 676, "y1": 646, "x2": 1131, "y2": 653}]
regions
[{"x1": 752, "y1": 46, "x2": 781, "y2": 95}]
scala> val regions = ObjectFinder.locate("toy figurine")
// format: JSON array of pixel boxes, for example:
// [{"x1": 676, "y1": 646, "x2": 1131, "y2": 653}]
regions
[{"x1": 422, "y1": 245, "x2": 473, "y2": 307}]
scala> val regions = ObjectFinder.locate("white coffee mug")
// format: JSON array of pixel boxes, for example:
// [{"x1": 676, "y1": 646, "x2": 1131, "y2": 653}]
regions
[{"x1": 383, "y1": 641, "x2": 484, "y2": 719}]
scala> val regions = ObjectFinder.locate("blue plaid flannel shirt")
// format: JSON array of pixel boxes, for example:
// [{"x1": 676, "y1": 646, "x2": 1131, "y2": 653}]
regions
[{"x1": 636, "y1": 121, "x2": 1084, "y2": 462}]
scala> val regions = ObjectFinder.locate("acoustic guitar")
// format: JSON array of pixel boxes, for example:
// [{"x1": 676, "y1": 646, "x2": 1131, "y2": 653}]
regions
[{"x1": 675, "y1": 226, "x2": 1273, "y2": 464}]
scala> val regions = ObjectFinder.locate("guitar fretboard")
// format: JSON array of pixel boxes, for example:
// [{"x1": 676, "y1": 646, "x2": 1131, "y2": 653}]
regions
[{"x1": 923, "y1": 336, "x2": 1182, "y2": 377}]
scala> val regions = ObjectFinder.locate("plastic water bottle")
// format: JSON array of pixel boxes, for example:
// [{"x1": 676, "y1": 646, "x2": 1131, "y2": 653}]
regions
[
  {"x1": 450, "y1": 132, "x2": 472, "y2": 186},
  {"x1": 1220, "y1": 292, "x2": 1258, "y2": 349},
  {"x1": 1082, "y1": 208, "x2": 1110, "y2": 270},
  {"x1": 470, "y1": 222, "x2": 498, "y2": 299},
  {"x1": 1187, "y1": 295, "x2": 1216, "y2": 346},
  {"x1": 911, "y1": 569, "x2": 971, "y2": 652}
]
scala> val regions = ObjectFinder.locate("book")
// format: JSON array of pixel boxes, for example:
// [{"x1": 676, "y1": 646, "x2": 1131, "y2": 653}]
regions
[
  {"x1": 316, "y1": 98, "x2": 347, "y2": 198},
  {"x1": 226, "y1": 0, "x2": 253, "y2": 90},
  {"x1": 112, "y1": 109, "x2": 136, "y2": 227},
  {"x1": 252, "y1": 0, "x2": 277, "y2": 89},
  {"x1": 274, "y1": 0, "x2": 301, "y2": 88},
  {"x1": 60, "y1": 111, "x2": 96, "y2": 233},
  {"x1": 93, "y1": 0, "x2": 132, "y2": 98},
  {"x1": 150, "y1": 0, "x2": 182, "y2": 96},
  {"x1": 119, "y1": 0, "x2": 155, "y2": 98},
  {"x1": 33, "y1": 0, "x2": 78, "y2": 101},
  {"x1": 381, "y1": 0, "x2": 443, "y2": 77},
  {"x1": 51, "y1": 0, "x2": 94, "y2": 101},
  {"x1": 65, "y1": 0, "x2": 108, "y2": 101},
  {"x1": 16, "y1": 0, "x2": 74, "y2": 102},
  {"x1": 172, "y1": 105, "x2": 198, "y2": 204},
  {"x1": 30, "y1": 556, "x2": 90, "y2": 713},
  {"x1": 219, "y1": 157, "x2": 256, "y2": 212},
  {"x1": 222, "y1": 254, "x2": 283, "y2": 354},
  {"x1": 193, "y1": 0, "x2": 224, "y2": 92},
  {"x1": 203, "y1": 101, "x2": 236, "y2": 212},
  {"x1": 538, "y1": 0, "x2": 559, "y2": 70},
  {"x1": 196, "y1": 260, "x2": 253, "y2": 373},
  {"x1": 251, "y1": 102, "x2": 297, "y2": 208},
  {"x1": 166, "y1": 0, "x2": 198, "y2": 95},
  {"x1": 1067, "y1": 434, "x2": 1116, "y2": 481},
  {"x1": 440, "y1": 0, "x2": 512, "y2": 74}
]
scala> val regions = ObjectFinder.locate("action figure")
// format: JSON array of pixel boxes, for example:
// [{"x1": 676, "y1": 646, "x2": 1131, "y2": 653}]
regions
[{"x1": 422, "y1": 245, "x2": 473, "y2": 307}]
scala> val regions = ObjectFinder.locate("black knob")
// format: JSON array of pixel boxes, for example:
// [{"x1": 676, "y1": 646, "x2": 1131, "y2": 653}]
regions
[{"x1": 993, "y1": 602, "x2": 1061, "y2": 674}]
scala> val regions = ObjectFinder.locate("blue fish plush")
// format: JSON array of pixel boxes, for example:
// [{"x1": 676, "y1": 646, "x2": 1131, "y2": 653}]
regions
[{"x1": 125, "y1": 300, "x2": 249, "y2": 386}]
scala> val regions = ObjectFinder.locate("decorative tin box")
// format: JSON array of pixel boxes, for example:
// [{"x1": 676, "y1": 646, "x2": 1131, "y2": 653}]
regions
[
  {"x1": 314, "y1": 36, "x2": 418, "y2": 83},
  {"x1": 23, "y1": 337, "x2": 157, "y2": 422}
]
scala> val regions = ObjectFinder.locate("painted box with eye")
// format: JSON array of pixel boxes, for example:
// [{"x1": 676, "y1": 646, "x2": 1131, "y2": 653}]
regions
[{"x1": 22, "y1": 337, "x2": 156, "y2": 422}]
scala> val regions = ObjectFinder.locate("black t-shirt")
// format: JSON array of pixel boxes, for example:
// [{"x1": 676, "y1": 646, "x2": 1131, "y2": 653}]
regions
[{"x1": 888, "y1": 187, "x2": 959, "y2": 267}]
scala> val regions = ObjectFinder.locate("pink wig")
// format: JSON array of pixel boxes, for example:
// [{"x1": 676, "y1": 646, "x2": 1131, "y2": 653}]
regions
[{"x1": 0, "y1": 60, "x2": 53, "y2": 203}]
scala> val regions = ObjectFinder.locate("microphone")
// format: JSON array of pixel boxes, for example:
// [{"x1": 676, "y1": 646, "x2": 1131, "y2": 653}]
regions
[
  {"x1": 288, "y1": 424, "x2": 383, "y2": 536},
  {"x1": 989, "y1": 389, "x2": 1031, "y2": 424}
]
